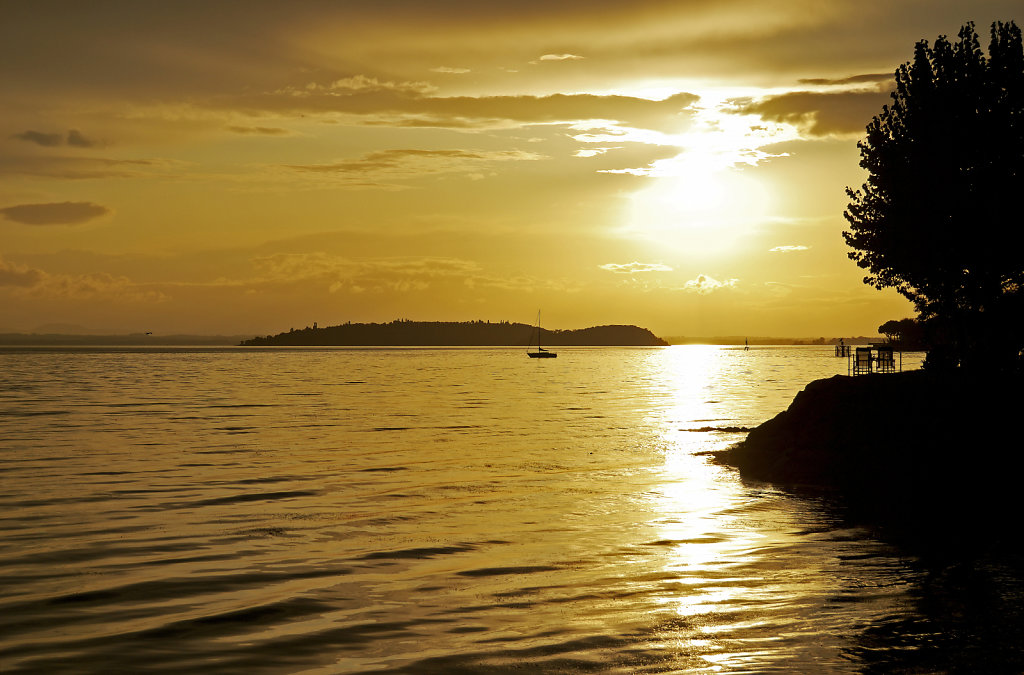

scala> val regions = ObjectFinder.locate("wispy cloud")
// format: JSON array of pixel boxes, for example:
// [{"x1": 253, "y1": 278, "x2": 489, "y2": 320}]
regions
[
  {"x1": 797, "y1": 73, "x2": 893, "y2": 87},
  {"x1": 770, "y1": 245, "x2": 810, "y2": 252},
  {"x1": 0, "y1": 156, "x2": 179, "y2": 180},
  {"x1": 575, "y1": 147, "x2": 619, "y2": 158},
  {"x1": 39, "y1": 273, "x2": 169, "y2": 302},
  {"x1": 533, "y1": 53, "x2": 585, "y2": 64},
  {"x1": 254, "y1": 253, "x2": 481, "y2": 281},
  {"x1": 220, "y1": 85, "x2": 700, "y2": 135},
  {"x1": 227, "y1": 125, "x2": 292, "y2": 135},
  {"x1": 599, "y1": 261, "x2": 673, "y2": 273},
  {"x1": 683, "y1": 274, "x2": 737, "y2": 294},
  {"x1": 285, "y1": 148, "x2": 543, "y2": 187},
  {"x1": 0, "y1": 255, "x2": 166, "y2": 302},
  {"x1": 284, "y1": 75, "x2": 437, "y2": 97}
]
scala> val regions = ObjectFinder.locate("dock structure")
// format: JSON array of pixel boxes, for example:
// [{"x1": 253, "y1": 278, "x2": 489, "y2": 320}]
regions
[
  {"x1": 835, "y1": 344, "x2": 852, "y2": 357},
  {"x1": 848, "y1": 344, "x2": 901, "y2": 375}
]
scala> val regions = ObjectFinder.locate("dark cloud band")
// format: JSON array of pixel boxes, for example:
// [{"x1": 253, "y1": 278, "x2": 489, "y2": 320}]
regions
[
  {"x1": 12, "y1": 129, "x2": 96, "y2": 147},
  {"x1": 0, "y1": 201, "x2": 111, "y2": 225}
]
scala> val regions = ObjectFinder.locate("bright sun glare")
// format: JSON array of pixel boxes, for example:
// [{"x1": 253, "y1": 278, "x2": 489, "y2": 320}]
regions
[
  {"x1": 629, "y1": 170, "x2": 769, "y2": 258},
  {"x1": 623, "y1": 91, "x2": 797, "y2": 259}
]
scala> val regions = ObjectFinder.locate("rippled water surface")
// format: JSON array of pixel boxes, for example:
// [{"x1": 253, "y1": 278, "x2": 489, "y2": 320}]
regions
[{"x1": 5, "y1": 345, "x2": 1022, "y2": 673}]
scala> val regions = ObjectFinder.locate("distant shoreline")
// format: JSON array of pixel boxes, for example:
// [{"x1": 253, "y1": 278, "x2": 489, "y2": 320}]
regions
[
  {"x1": 0, "y1": 330, "x2": 887, "y2": 347},
  {"x1": 662, "y1": 336, "x2": 880, "y2": 346},
  {"x1": 0, "y1": 334, "x2": 252, "y2": 346}
]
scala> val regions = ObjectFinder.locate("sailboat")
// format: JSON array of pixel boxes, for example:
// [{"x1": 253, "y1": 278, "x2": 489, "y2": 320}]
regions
[{"x1": 527, "y1": 311, "x2": 557, "y2": 358}]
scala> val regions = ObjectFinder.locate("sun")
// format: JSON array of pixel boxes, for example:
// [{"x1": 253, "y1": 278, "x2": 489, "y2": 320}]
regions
[
  {"x1": 619, "y1": 91, "x2": 793, "y2": 259},
  {"x1": 626, "y1": 163, "x2": 771, "y2": 258}
]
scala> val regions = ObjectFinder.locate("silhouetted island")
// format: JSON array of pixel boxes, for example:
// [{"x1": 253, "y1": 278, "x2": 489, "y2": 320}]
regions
[
  {"x1": 240, "y1": 320, "x2": 669, "y2": 347},
  {"x1": 714, "y1": 371, "x2": 1019, "y2": 543}
]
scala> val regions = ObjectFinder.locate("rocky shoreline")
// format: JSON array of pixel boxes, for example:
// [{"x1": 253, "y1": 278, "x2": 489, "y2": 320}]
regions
[{"x1": 714, "y1": 370, "x2": 1021, "y2": 539}]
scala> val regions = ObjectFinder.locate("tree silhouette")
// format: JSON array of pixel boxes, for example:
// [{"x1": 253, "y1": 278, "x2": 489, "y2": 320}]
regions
[
  {"x1": 878, "y1": 318, "x2": 923, "y2": 348},
  {"x1": 844, "y1": 21, "x2": 1024, "y2": 370}
]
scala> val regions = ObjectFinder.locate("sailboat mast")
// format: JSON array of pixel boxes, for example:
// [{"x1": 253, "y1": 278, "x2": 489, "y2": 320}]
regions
[{"x1": 526, "y1": 309, "x2": 556, "y2": 358}]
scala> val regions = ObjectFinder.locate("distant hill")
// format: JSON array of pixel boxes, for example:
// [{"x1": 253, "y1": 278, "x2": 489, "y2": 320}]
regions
[{"x1": 240, "y1": 320, "x2": 669, "y2": 347}]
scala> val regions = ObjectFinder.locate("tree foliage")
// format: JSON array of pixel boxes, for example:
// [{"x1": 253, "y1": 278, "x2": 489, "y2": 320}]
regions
[
  {"x1": 878, "y1": 317, "x2": 924, "y2": 348},
  {"x1": 844, "y1": 21, "x2": 1024, "y2": 369}
]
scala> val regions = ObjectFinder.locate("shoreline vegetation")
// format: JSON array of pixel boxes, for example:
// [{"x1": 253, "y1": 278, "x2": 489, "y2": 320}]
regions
[{"x1": 714, "y1": 371, "x2": 1019, "y2": 544}]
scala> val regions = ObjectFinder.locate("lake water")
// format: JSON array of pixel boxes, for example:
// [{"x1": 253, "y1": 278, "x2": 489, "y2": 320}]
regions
[{"x1": 3, "y1": 345, "x2": 1023, "y2": 673}]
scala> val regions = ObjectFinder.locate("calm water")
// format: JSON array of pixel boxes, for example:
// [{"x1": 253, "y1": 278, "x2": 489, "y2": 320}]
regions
[{"x1": 3, "y1": 345, "x2": 1022, "y2": 673}]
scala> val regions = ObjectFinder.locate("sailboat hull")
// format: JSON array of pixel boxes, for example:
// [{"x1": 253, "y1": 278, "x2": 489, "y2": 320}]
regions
[{"x1": 528, "y1": 352, "x2": 557, "y2": 358}]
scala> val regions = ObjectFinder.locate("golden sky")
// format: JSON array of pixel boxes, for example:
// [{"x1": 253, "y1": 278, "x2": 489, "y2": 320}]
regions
[{"x1": 1, "y1": 1, "x2": 1018, "y2": 337}]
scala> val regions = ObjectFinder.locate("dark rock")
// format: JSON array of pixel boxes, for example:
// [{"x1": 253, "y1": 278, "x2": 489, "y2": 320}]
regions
[{"x1": 716, "y1": 371, "x2": 1022, "y2": 539}]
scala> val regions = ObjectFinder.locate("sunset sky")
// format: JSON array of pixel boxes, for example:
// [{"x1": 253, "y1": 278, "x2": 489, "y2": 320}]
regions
[{"x1": 1, "y1": 1, "x2": 1018, "y2": 337}]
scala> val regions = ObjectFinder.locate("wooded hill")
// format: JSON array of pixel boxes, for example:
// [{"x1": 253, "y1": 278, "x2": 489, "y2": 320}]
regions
[{"x1": 240, "y1": 320, "x2": 669, "y2": 347}]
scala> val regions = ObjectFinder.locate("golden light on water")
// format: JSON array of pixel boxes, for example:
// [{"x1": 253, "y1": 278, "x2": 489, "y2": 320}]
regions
[
  {"x1": 640, "y1": 346, "x2": 839, "y2": 671},
  {"x1": 657, "y1": 344, "x2": 725, "y2": 441},
  {"x1": 648, "y1": 347, "x2": 753, "y2": 598}
]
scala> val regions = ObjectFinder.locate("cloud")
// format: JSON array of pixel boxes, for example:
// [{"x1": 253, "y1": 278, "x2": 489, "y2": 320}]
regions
[
  {"x1": 599, "y1": 261, "x2": 673, "y2": 273},
  {"x1": 430, "y1": 66, "x2": 471, "y2": 74},
  {"x1": 249, "y1": 252, "x2": 507, "y2": 294},
  {"x1": 12, "y1": 129, "x2": 97, "y2": 147},
  {"x1": 221, "y1": 86, "x2": 700, "y2": 134},
  {"x1": 289, "y1": 75, "x2": 437, "y2": 97},
  {"x1": 683, "y1": 274, "x2": 738, "y2": 294},
  {"x1": 227, "y1": 125, "x2": 292, "y2": 135},
  {"x1": 65, "y1": 130, "x2": 96, "y2": 147},
  {"x1": 244, "y1": 252, "x2": 572, "y2": 296},
  {"x1": 0, "y1": 255, "x2": 166, "y2": 302},
  {"x1": 285, "y1": 148, "x2": 543, "y2": 187},
  {"x1": 0, "y1": 256, "x2": 44, "y2": 287},
  {"x1": 735, "y1": 89, "x2": 891, "y2": 137},
  {"x1": 38, "y1": 272, "x2": 169, "y2": 302},
  {"x1": 575, "y1": 147, "x2": 619, "y2": 158},
  {"x1": 0, "y1": 156, "x2": 180, "y2": 179},
  {"x1": 13, "y1": 130, "x2": 63, "y2": 147},
  {"x1": 797, "y1": 73, "x2": 893, "y2": 87},
  {"x1": 770, "y1": 245, "x2": 810, "y2": 252},
  {"x1": 0, "y1": 201, "x2": 111, "y2": 225},
  {"x1": 533, "y1": 53, "x2": 585, "y2": 64},
  {"x1": 0, "y1": 1, "x2": 999, "y2": 117},
  {"x1": 254, "y1": 252, "x2": 480, "y2": 281}
]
